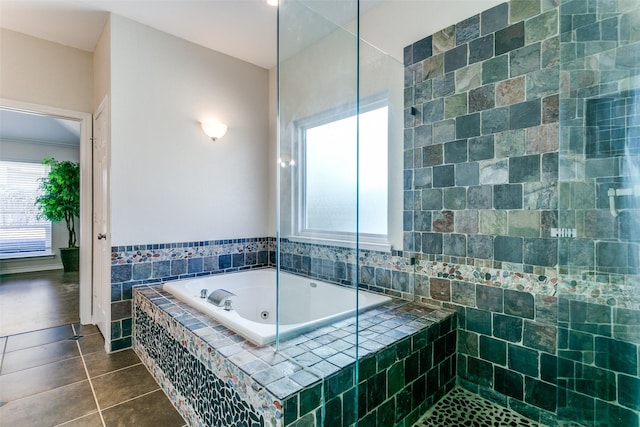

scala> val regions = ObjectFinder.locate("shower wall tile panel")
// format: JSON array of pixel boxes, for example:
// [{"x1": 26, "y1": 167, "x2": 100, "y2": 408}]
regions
[{"x1": 405, "y1": 0, "x2": 640, "y2": 426}]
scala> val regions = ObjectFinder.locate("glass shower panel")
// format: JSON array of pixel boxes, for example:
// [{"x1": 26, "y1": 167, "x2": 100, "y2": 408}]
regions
[
  {"x1": 557, "y1": 0, "x2": 640, "y2": 425},
  {"x1": 277, "y1": 0, "x2": 360, "y2": 424}
]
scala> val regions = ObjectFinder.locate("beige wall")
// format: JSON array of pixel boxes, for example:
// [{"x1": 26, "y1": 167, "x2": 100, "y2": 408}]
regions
[
  {"x1": 109, "y1": 15, "x2": 270, "y2": 245},
  {"x1": 93, "y1": 18, "x2": 111, "y2": 112},
  {"x1": 0, "y1": 29, "x2": 93, "y2": 113}
]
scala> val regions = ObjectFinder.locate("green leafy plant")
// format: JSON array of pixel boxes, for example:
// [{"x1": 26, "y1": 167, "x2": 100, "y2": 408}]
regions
[{"x1": 35, "y1": 158, "x2": 80, "y2": 248}]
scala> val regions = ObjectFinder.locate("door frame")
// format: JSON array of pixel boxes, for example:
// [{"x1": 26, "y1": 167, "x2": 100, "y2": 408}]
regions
[
  {"x1": 93, "y1": 96, "x2": 111, "y2": 348},
  {"x1": 0, "y1": 98, "x2": 93, "y2": 324}
]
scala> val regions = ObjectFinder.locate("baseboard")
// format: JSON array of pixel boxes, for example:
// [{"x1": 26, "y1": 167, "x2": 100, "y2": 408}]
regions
[{"x1": 0, "y1": 263, "x2": 64, "y2": 275}]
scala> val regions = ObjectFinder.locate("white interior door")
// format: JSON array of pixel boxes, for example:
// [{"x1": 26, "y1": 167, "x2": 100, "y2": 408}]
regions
[{"x1": 93, "y1": 98, "x2": 110, "y2": 345}]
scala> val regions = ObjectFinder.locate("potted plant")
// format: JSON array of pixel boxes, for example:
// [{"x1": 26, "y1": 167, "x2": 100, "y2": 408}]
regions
[{"x1": 35, "y1": 158, "x2": 80, "y2": 272}]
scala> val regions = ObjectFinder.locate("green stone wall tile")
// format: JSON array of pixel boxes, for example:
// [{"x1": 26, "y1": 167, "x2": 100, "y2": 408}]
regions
[
  {"x1": 456, "y1": 63, "x2": 482, "y2": 92},
  {"x1": 510, "y1": 0, "x2": 541, "y2": 23},
  {"x1": 483, "y1": 54, "x2": 510, "y2": 84},
  {"x1": 585, "y1": 40, "x2": 618, "y2": 56},
  {"x1": 510, "y1": 43, "x2": 542, "y2": 77},
  {"x1": 495, "y1": 129, "x2": 526, "y2": 158},
  {"x1": 508, "y1": 211, "x2": 541, "y2": 237},
  {"x1": 542, "y1": 94, "x2": 559, "y2": 124},
  {"x1": 444, "y1": 187, "x2": 467, "y2": 210},
  {"x1": 571, "y1": 182, "x2": 596, "y2": 210},
  {"x1": 525, "y1": 9, "x2": 559, "y2": 44},
  {"x1": 479, "y1": 158, "x2": 509, "y2": 185},
  {"x1": 445, "y1": 93, "x2": 468, "y2": 119},
  {"x1": 558, "y1": 182, "x2": 571, "y2": 209},
  {"x1": 525, "y1": 124, "x2": 559, "y2": 154},
  {"x1": 496, "y1": 76, "x2": 526, "y2": 106},
  {"x1": 433, "y1": 25, "x2": 456, "y2": 55},
  {"x1": 422, "y1": 54, "x2": 444, "y2": 80},
  {"x1": 542, "y1": 36, "x2": 560, "y2": 68},
  {"x1": 523, "y1": 182, "x2": 558, "y2": 210},
  {"x1": 620, "y1": 10, "x2": 640, "y2": 44},
  {"x1": 583, "y1": 210, "x2": 617, "y2": 240},
  {"x1": 619, "y1": 0, "x2": 640, "y2": 14},
  {"x1": 455, "y1": 210, "x2": 479, "y2": 234},
  {"x1": 414, "y1": 80, "x2": 433, "y2": 104},
  {"x1": 559, "y1": 43, "x2": 578, "y2": 64},
  {"x1": 574, "y1": 209, "x2": 585, "y2": 237},
  {"x1": 569, "y1": 69, "x2": 598, "y2": 91},
  {"x1": 541, "y1": 0, "x2": 559, "y2": 12},
  {"x1": 433, "y1": 119, "x2": 456, "y2": 144},
  {"x1": 404, "y1": 87, "x2": 414, "y2": 109},
  {"x1": 526, "y1": 66, "x2": 560, "y2": 100},
  {"x1": 480, "y1": 210, "x2": 508, "y2": 235}
]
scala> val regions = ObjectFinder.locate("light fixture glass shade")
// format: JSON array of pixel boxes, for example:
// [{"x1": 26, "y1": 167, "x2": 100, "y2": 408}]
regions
[{"x1": 201, "y1": 121, "x2": 228, "y2": 141}]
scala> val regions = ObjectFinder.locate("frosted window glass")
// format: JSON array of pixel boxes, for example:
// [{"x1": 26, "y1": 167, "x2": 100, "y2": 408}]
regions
[{"x1": 304, "y1": 106, "x2": 388, "y2": 236}]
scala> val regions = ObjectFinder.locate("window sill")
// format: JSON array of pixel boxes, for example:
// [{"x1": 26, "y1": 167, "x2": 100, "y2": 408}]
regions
[
  {"x1": 285, "y1": 236, "x2": 391, "y2": 253},
  {"x1": 0, "y1": 251, "x2": 55, "y2": 261}
]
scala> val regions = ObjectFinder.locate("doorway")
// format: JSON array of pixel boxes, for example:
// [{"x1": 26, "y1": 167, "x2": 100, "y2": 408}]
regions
[{"x1": 0, "y1": 98, "x2": 93, "y2": 329}]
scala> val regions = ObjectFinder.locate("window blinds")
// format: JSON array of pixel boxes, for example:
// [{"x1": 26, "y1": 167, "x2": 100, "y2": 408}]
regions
[{"x1": 0, "y1": 160, "x2": 52, "y2": 256}]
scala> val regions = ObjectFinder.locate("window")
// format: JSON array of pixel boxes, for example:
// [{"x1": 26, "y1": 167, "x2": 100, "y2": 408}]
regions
[
  {"x1": 294, "y1": 99, "x2": 389, "y2": 246},
  {"x1": 0, "y1": 160, "x2": 52, "y2": 257}
]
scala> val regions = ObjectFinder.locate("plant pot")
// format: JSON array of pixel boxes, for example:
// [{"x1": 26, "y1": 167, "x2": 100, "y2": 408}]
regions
[{"x1": 60, "y1": 247, "x2": 80, "y2": 272}]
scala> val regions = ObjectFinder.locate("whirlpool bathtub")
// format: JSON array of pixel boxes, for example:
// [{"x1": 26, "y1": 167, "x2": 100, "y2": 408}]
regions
[{"x1": 162, "y1": 268, "x2": 392, "y2": 346}]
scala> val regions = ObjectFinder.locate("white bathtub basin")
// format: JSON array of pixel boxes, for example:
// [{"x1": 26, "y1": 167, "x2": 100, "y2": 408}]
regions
[{"x1": 162, "y1": 268, "x2": 392, "y2": 346}]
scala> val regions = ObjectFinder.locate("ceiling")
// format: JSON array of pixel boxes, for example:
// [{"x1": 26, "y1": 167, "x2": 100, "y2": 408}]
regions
[
  {"x1": 0, "y1": 108, "x2": 81, "y2": 146},
  {"x1": 0, "y1": 0, "x2": 501, "y2": 146},
  {"x1": 0, "y1": 0, "x2": 502, "y2": 70}
]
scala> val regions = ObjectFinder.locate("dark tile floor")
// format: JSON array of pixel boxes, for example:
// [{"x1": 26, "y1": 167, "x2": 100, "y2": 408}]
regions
[
  {"x1": 0, "y1": 271, "x2": 186, "y2": 427},
  {"x1": 0, "y1": 270, "x2": 80, "y2": 336}
]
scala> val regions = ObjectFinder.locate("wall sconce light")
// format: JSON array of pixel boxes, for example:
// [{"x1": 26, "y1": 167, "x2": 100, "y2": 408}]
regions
[
  {"x1": 266, "y1": 0, "x2": 278, "y2": 6},
  {"x1": 201, "y1": 121, "x2": 228, "y2": 141}
]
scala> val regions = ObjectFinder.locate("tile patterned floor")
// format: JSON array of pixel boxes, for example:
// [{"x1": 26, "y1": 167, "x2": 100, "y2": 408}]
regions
[
  {"x1": 0, "y1": 323, "x2": 187, "y2": 427},
  {"x1": 0, "y1": 270, "x2": 80, "y2": 336},
  {"x1": 414, "y1": 387, "x2": 545, "y2": 427}
]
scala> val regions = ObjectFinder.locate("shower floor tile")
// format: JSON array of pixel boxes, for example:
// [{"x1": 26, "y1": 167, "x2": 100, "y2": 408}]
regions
[{"x1": 414, "y1": 387, "x2": 544, "y2": 427}]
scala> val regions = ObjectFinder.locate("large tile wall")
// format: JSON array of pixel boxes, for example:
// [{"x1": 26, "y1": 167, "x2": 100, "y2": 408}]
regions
[{"x1": 403, "y1": 0, "x2": 640, "y2": 425}]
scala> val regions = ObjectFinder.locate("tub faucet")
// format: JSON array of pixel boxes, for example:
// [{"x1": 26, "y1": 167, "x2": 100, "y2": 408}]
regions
[
  {"x1": 200, "y1": 289, "x2": 208, "y2": 299},
  {"x1": 207, "y1": 288, "x2": 236, "y2": 307},
  {"x1": 223, "y1": 299, "x2": 233, "y2": 311}
]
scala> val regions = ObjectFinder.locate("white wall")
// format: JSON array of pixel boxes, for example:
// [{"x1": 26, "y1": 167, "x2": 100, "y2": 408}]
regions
[
  {"x1": 0, "y1": 29, "x2": 93, "y2": 113},
  {"x1": 109, "y1": 15, "x2": 270, "y2": 246}
]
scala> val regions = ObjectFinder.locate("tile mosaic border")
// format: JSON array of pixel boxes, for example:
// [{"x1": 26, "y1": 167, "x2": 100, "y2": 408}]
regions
[
  {"x1": 115, "y1": 236, "x2": 640, "y2": 354},
  {"x1": 412, "y1": 255, "x2": 640, "y2": 310}
]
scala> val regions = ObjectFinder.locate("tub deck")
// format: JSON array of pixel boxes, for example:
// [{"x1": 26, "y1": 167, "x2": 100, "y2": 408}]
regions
[{"x1": 133, "y1": 283, "x2": 457, "y2": 426}]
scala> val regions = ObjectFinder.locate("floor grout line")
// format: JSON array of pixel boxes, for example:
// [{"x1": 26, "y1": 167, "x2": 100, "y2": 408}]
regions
[
  {"x1": 98, "y1": 387, "x2": 162, "y2": 412},
  {"x1": 88, "y1": 361, "x2": 144, "y2": 380},
  {"x1": 52, "y1": 410, "x2": 102, "y2": 426},
  {"x1": 74, "y1": 323, "x2": 107, "y2": 427}
]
